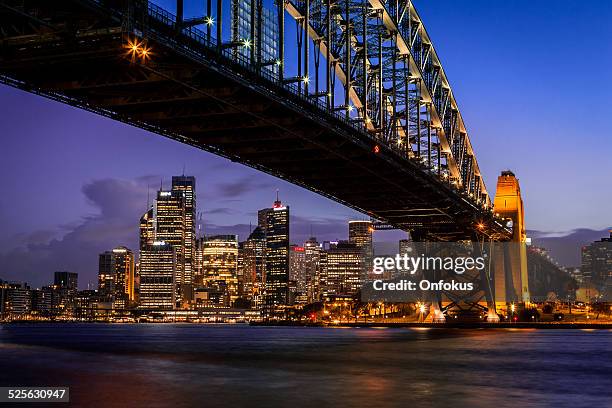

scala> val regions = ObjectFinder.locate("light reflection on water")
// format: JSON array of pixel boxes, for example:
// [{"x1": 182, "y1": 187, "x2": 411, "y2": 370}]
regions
[{"x1": 0, "y1": 324, "x2": 611, "y2": 408}]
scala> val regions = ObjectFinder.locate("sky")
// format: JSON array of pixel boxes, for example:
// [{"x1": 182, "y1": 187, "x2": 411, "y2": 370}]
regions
[{"x1": 0, "y1": 0, "x2": 611, "y2": 287}]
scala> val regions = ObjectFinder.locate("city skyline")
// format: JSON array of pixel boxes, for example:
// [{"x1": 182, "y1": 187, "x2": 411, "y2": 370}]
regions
[{"x1": 1, "y1": 0, "x2": 611, "y2": 287}]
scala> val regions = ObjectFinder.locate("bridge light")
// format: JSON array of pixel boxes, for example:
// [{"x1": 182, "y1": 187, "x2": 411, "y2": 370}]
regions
[
  {"x1": 205, "y1": 16, "x2": 215, "y2": 26},
  {"x1": 477, "y1": 222, "x2": 485, "y2": 230},
  {"x1": 346, "y1": 104, "x2": 354, "y2": 112},
  {"x1": 302, "y1": 76, "x2": 310, "y2": 84},
  {"x1": 365, "y1": 117, "x2": 372, "y2": 124},
  {"x1": 275, "y1": 59, "x2": 282, "y2": 66},
  {"x1": 242, "y1": 38, "x2": 252, "y2": 48}
]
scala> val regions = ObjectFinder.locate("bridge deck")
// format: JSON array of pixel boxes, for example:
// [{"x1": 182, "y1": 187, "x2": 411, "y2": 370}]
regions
[{"x1": 0, "y1": 0, "x2": 510, "y2": 240}]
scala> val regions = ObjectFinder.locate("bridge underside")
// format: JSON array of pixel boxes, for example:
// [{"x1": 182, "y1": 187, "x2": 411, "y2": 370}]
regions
[{"x1": 0, "y1": 0, "x2": 509, "y2": 241}]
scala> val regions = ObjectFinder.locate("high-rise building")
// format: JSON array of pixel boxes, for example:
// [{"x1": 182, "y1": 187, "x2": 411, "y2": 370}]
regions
[
  {"x1": 54, "y1": 271, "x2": 78, "y2": 292},
  {"x1": 581, "y1": 231, "x2": 612, "y2": 285},
  {"x1": 289, "y1": 245, "x2": 306, "y2": 303},
  {"x1": 138, "y1": 241, "x2": 176, "y2": 310},
  {"x1": 98, "y1": 247, "x2": 135, "y2": 307},
  {"x1": 320, "y1": 241, "x2": 364, "y2": 297},
  {"x1": 349, "y1": 220, "x2": 373, "y2": 277},
  {"x1": 171, "y1": 176, "x2": 196, "y2": 287},
  {"x1": 0, "y1": 281, "x2": 31, "y2": 316},
  {"x1": 231, "y1": 0, "x2": 279, "y2": 76},
  {"x1": 303, "y1": 236, "x2": 322, "y2": 303},
  {"x1": 240, "y1": 226, "x2": 266, "y2": 309},
  {"x1": 258, "y1": 195, "x2": 290, "y2": 309},
  {"x1": 139, "y1": 207, "x2": 155, "y2": 250},
  {"x1": 202, "y1": 235, "x2": 239, "y2": 304}
]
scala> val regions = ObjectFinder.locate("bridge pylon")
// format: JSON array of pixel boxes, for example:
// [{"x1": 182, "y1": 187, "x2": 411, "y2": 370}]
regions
[{"x1": 492, "y1": 170, "x2": 530, "y2": 311}]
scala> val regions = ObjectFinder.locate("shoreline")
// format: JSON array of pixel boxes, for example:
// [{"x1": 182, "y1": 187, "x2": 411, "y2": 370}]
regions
[{"x1": 1, "y1": 320, "x2": 610, "y2": 329}]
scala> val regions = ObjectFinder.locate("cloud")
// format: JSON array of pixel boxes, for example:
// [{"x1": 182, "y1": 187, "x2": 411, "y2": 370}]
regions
[
  {"x1": 0, "y1": 178, "x2": 148, "y2": 288},
  {"x1": 214, "y1": 176, "x2": 274, "y2": 198}
]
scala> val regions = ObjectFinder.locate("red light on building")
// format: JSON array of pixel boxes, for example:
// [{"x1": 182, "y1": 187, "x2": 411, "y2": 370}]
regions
[
  {"x1": 373, "y1": 145, "x2": 380, "y2": 154},
  {"x1": 292, "y1": 246, "x2": 305, "y2": 252}
]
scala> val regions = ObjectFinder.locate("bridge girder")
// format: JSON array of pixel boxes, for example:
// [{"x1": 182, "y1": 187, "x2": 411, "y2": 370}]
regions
[{"x1": 0, "y1": 0, "x2": 511, "y2": 241}]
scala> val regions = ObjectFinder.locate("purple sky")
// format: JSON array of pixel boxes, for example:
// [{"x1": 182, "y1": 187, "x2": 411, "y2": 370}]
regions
[{"x1": 1, "y1": 0, "x2": 611, "y2": 288}]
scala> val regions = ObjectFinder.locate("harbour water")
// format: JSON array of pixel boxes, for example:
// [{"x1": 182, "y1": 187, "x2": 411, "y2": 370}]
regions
[{"x1": 0, "y1": 324, "x2": 610, "y2": 407}]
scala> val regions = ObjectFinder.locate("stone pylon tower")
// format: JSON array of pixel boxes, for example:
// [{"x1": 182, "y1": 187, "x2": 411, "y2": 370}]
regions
[{"x1": 493, "y1": 171, "x2": 530, "y2": 305}]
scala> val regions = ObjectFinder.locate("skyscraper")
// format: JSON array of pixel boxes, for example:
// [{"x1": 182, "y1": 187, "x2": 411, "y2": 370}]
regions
[
  {"x1": 139, "y1": 241, "x2": 176, "y2": 310},
  {"x1": 289, "y1": 245, "x2": 306, "y2": 303},
  {"x1": 139, "y1": 207, "x2": 155, "y2": 250},
  {"x1": 231, "y1": 0, "x2": 279, "y2": 75},
  {"x1": 98, "y1": 246, "x2": 135, "y2": 308},
  {"x1": 303, "y1": 236, "x2": 322, "y2": 303},
  {"x1": 240, "y1": 226, "x2": 266, "y2": 309},
  {"x1": 349, "y1": 220, "x2": 373, "y2": 277},
  {"x1": 202, "y1": 235, "x2": 239, "y2": 304},
  {"x1": 171, "y1": 175, "x2": 196, "y2": 287},
  {"x1": 258, "y1": 194, "x2": 290, "y2": 309}
]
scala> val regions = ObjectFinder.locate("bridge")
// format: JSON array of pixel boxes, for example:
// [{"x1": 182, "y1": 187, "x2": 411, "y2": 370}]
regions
[
  {"x1": 0, "y1": 0, "x2": 534, "y2": 315},
  {"x1": 0, "y1": 0, "x2": 512, "y2": 242}
]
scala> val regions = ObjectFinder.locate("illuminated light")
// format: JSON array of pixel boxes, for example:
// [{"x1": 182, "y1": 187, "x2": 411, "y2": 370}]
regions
[
  {"x1": 302, "y1": 76, "x2": 310, "y2": 84},
  {"x1": 419, "y1": 304, "x2": 426, "y2": 314},
  {"x1": 159, "y1": 191, "x2": 171, "y2": 196},
  {"x1": 346, "y1": 104, "x2": 354, "y2": 112},
  {"x1": 275, "y1": 59, "x2": 282, "y2": 66},
  {"x1": 365, "y1": 117, "x2": 372, "y2": 124},
  {"x1": 242, "y1": 38, "x2": 252, "y2": 48},
  {"x1": 477, "y1": 222, "x2": 485, "y2": 230},
  {"x1": 153, "y1": 241, "x2": 167, "y2": 246},
  {"x1": 373, "y1": 145, "x2": 380, "y2": 154},
  {"x1": 205, "y1": 16, "x2": 215, "y2": 26}
]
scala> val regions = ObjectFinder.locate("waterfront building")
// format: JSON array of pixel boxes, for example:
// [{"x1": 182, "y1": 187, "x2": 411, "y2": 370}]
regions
[
  {"x1": 0, "y1": 281, "x2": 31, "y2": 316},
  {"x1": 289, "y1": 244, "x2": 306, "y2": 303},
  {"x1": 320, "y1": 241, "x2": 364, "y2": 297},
  {"x1": 98, "y1": 247, "x2": 135, "y2": 308},
  {"x1": 138, "y1": 241, "x2": 176, "y2": 310},
  {"x1": 258, "y1": 194, "x2": 290, "y2": 309},
  {"x1": 202, "y1": 235, "x2": 239, "y2": 304}
]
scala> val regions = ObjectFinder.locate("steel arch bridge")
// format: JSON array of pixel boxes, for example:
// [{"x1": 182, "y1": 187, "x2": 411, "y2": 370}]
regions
[{"x1": 0, "y1": 0, "x2": 510, "y2": 241}]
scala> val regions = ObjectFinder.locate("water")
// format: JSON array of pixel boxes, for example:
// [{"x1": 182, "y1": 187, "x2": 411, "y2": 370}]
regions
[{"x1": 0, "y1": 324, "x2": 610, "y2": 408}]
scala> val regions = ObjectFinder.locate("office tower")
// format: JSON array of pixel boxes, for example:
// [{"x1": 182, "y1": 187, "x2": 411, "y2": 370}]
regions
[
  {"x1": 98, "y1": 247, "x2": 135, "y2": 307},
  {"x1": 171, "y1": 175, "x2": 196, "y2": 287},
  {"x1": 231, "y1": 0, "x2": 279, "y2": 75},
  {"x1": 581, "y1": 231, "x2": 612, "y2": 285},
  {"x1": 139, "y1": 207, "x2": 155, "y2": 250},
  {"x1": 241, "y1": 226, "x2": 266, "y2": 309},
  {"x1": 258, "y1": 194, "x2": 290, "y2": 309},
  {"x1": 202, "y1": 235, "x2": 239, "y2": 304},
  {"x1": 194, "y1": 237, "x2": 205, "y2": 285},
  {"x1": 139, "y1": 242, "x2": 176, "y2": 309},
  {"x1": 54, "y1": 271, "x2": 78, "y2": 291},
  {"x1": 289, "y1": 245, "x2": 306, "y2": 301},
  {"x1": 303, "y1": 236, "x2": 321, "y2": 302},
  {"x1": 349, "y1": 220, "x2": 373, "y2": 277},
  {"x1": 320, "y1": 241, "x2": 364, "y2": 297}
]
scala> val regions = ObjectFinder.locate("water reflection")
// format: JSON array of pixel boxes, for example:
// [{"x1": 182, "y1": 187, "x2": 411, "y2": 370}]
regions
[{"x1": 0, "y1": 324, "x2": 610, "y2": 408}]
